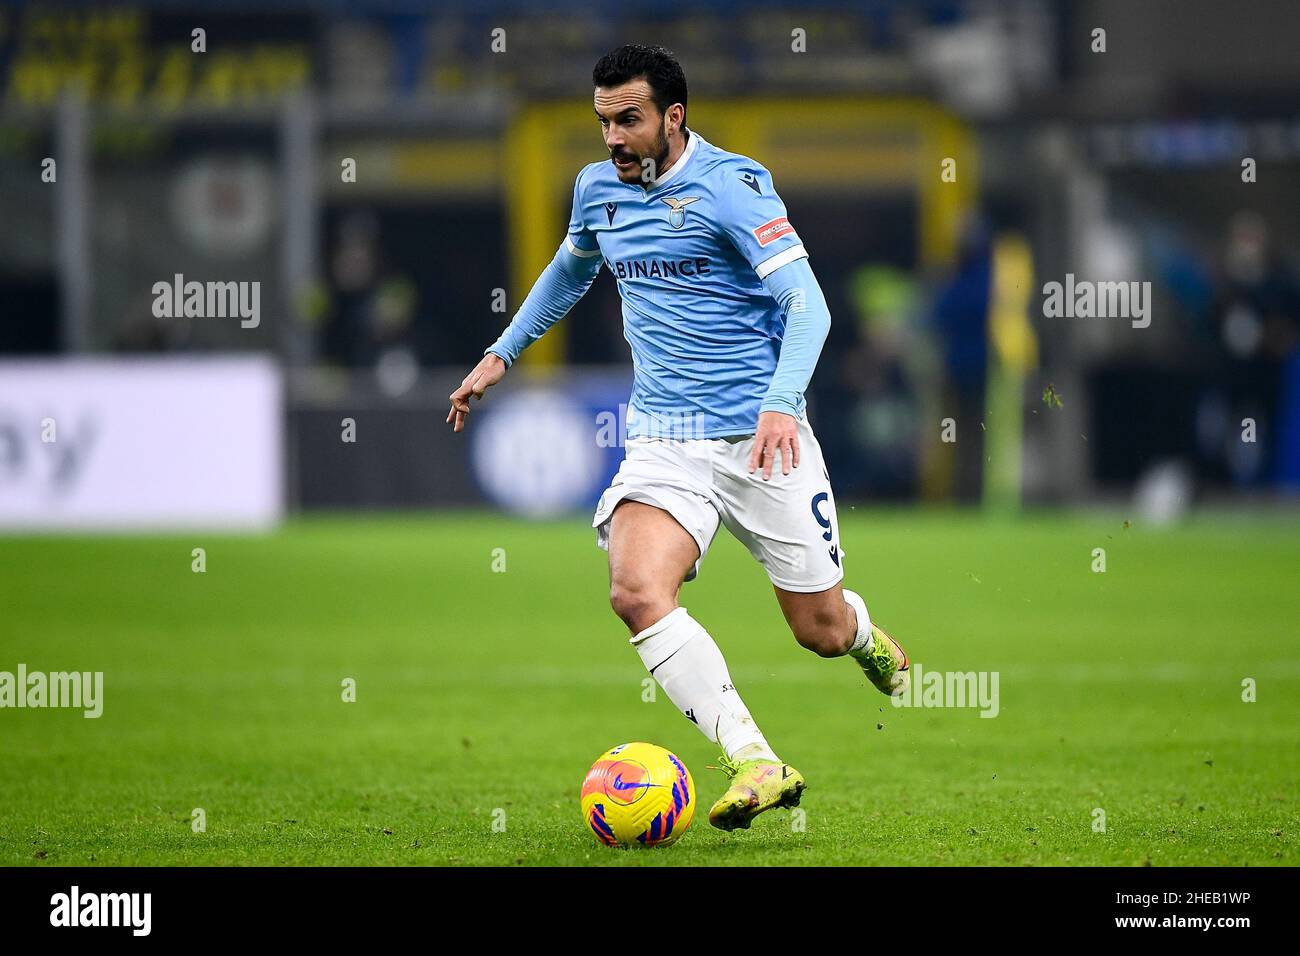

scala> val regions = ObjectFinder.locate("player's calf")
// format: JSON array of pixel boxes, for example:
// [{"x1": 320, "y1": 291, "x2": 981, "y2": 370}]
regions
[
  {"x1": 775, "y1": 583, "x2": 856, "y2": 657},
  {"x1": 787, "y1": 605, "x2": 855, "y2": 657},
  {"x1": 778, "y1": 584, "x2": 911, "y2": 695},
  {"x1": 844, "y1": 588, "x2": 910, "y2": 697}
]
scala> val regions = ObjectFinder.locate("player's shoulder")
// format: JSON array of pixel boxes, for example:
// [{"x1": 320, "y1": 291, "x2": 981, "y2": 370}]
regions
[
  {"x1": 691, "y1": 133, "x2": 775, "y2": 198},
  {"x1": 695, "y1": 137, "x2": 769, "y2": 175},
  {"x1": 574, "y1": 158, "x2": 620, "y2": 198}
]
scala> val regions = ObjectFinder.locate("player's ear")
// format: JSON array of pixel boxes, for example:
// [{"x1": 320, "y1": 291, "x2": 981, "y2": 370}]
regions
[{"x1": 666, "y1": 103, "x2": 684, "y2": 134}]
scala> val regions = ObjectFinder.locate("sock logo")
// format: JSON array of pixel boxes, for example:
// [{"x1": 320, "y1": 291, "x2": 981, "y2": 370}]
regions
[
  {"x1": 684, "y1": 708, "x2": 698, "y2": 724},
  {"x1": 721, "y1": 683, "x2": 734, "y2": 693}
]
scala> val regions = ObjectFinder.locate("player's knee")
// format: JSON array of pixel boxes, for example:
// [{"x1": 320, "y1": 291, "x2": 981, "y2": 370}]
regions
[
  {"x1": 609, "y1": 579, "x2": 673, "y2": 635},
  {"x1": 791, "y1": 609, "x2": 851, "y2": 658}
]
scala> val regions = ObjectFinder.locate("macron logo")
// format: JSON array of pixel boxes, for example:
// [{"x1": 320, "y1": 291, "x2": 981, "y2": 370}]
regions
[{"x1": 50, "y1": 886, "x2": 151, "y2": 936}]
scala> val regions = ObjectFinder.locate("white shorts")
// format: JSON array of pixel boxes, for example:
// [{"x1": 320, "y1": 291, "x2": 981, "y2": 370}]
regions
[{"x1": 592, "y1": 414, "x2": 845, "y2": 592}]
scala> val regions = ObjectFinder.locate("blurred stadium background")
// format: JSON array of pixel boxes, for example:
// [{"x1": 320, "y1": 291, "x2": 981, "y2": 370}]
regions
[{"x1": 2, "y1": 0, "x2": 1299, "y2": 527}]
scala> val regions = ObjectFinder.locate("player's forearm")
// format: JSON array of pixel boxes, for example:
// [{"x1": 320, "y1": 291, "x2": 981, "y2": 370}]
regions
[
  {"x1": 759, "y1": 257, "x2": 832, "y2": 415},
  {"x1": 485, "y1": 243, "x2": 601, "y2": 366}
]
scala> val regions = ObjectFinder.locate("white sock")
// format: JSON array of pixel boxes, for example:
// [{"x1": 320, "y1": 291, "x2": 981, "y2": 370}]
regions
[
  {"x1": 843, "y1": 588, "x2": 875, "y2": 660},
  {"x1": 631, "y1": 607, "x2": 779, "y2": 762}
]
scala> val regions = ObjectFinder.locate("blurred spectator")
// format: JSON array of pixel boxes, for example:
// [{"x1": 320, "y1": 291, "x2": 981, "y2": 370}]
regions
[
  {"x1": 323, "y1": 211, "x2": 419, "y2": 377},
  {"x1": 1208, "y1": 212, "x2": 1300, "y2": 485},
  {"x1": 930, "y1": 218, "x2": 992, "y2": 501},
  {"x1": 837, "y1": 263, "x2": 925, "y2": 499}
]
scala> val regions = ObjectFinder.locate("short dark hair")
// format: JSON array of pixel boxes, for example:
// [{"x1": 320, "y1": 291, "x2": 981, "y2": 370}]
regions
[{"x1": 592, "y1": 45, "x2": 687, "y2": 127}]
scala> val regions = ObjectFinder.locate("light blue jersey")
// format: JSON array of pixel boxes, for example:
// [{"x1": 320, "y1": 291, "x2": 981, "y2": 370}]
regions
[{"x1": 488, "y1": 128, "x2": 830, "y2": 440}]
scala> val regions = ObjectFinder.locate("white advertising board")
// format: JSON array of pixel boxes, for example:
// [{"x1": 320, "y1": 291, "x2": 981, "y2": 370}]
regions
[{"x1": 0, "y1": 357, "x2": 283, "y2": 531}]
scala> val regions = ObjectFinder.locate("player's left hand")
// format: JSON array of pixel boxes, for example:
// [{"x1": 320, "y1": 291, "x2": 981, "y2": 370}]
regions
[{"x1": 748, "y1": 411, "x2": 800, "y2": 480}]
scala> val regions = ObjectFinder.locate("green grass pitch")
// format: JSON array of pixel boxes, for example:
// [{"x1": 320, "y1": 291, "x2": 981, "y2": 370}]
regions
[{"x1": 1, "y1": 509, "x2": 1297, "y2": 866}]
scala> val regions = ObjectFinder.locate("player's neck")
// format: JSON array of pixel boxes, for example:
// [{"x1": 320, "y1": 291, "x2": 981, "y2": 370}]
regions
[{"x1": 644, "y1": 128, "x2": 689, "y2": 191}]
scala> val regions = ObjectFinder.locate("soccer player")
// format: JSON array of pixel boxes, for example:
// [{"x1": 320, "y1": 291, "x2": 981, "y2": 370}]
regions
[{"x1": 448, "y1": 44, "x2": 909, "y2": 831}]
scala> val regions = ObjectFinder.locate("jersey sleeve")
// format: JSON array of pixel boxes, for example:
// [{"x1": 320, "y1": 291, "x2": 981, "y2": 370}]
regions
[
  {"x1": 482, "y1": 168, "x2": 602, "y2": 366},
  {"x1": 716, "y1": 163, "x2": 809, "y2": 279},
  {"x1": 564, "y1": 168, "x2": 602, "y2": 260},
  {"x1": 759, "y1": 256, "x2": 832, "y2": 416}
]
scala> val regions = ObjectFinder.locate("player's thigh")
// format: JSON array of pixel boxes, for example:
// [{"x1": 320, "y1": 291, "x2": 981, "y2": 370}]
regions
[
  {"x1": 716, "y1": 418, "x2": 845, "y2": 593},
  {"x1": 606, "y1": 500, "x2": 700, "y2": 624}
]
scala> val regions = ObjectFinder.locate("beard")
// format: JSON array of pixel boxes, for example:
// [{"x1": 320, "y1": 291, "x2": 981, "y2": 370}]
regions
[{"x1": 613, "y1": 122, "x2": 671, "y2": 182}]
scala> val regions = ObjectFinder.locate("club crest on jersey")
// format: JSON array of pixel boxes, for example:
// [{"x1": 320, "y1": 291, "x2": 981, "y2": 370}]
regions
[{"x1": 661, "y1": 196, "x2": 701, "y2": 229}]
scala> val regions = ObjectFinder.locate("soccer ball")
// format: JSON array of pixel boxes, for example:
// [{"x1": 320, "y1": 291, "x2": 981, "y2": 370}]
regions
[{"x1": 580, "y1": 742, "x2": 696, "y2": 847}]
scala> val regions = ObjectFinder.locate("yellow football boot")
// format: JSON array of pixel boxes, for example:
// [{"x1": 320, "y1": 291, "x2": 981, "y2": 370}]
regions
[
  {"x1": 857, "y1": 623, "x2": 910, "y2": 697},
  {"x1": 707, "y1": 756, "x2": 806, "y2": 831}
]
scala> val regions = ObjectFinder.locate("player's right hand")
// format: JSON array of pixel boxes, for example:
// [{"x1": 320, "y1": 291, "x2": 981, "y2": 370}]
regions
[{"x1": 446, "y1": 353, "x2": 507, "y2": 432}]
